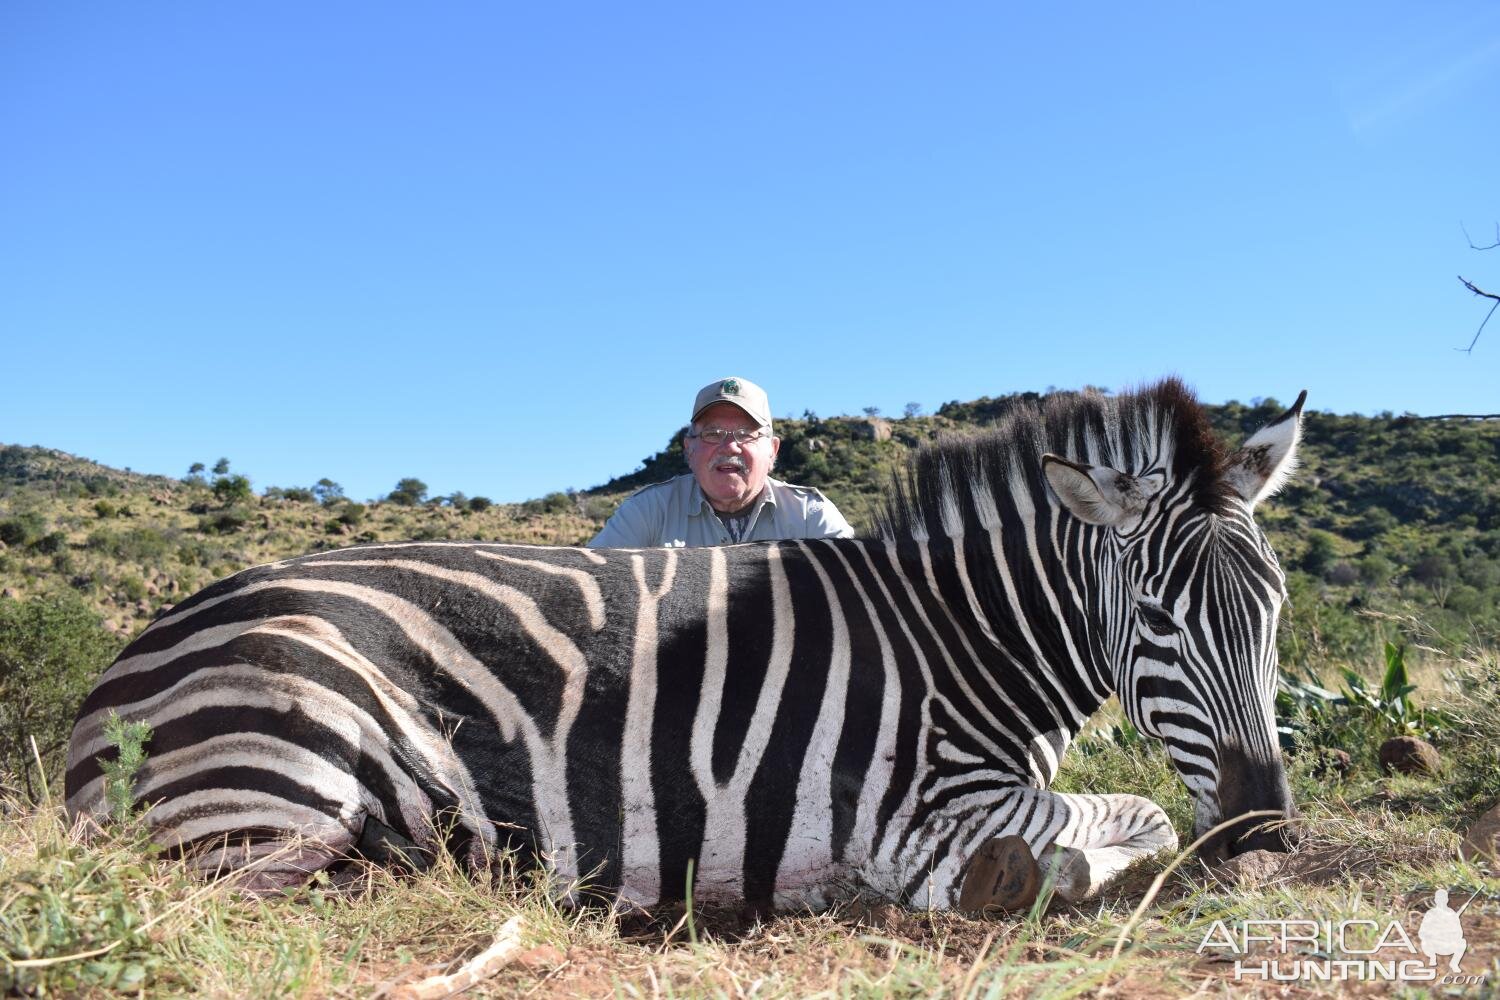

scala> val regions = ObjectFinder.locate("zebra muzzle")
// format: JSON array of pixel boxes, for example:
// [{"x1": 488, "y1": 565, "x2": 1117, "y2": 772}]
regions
[{"x1": 1201, "y1": 744, "x2": 1299, "y2": 864}]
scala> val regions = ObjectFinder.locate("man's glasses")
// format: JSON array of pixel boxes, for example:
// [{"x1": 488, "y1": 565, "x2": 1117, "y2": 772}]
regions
[{"x1": 688, "y1": 427, "x2": 768, "y2": 446}]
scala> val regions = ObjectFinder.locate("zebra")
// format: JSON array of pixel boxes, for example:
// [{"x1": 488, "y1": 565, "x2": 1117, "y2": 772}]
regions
[{"x1": 65, "y1": 379, "x2": 1303, "y2": 910}]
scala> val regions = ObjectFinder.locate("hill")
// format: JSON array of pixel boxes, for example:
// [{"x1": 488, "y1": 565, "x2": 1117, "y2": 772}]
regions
[{"x1": 3, "y1": 390, "x2": 1498, "y2": 659}]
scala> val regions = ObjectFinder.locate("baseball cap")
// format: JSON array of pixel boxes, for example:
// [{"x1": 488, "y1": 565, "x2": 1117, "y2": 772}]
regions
[{"x1": 691, "y1": 376, "x2": 772, "y2": 428}]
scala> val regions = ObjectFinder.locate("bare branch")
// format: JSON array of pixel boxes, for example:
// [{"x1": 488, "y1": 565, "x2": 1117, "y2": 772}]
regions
[
  {"x1": 1461, "y1": 221, "x2": 1500, "y2": 251},
  {"x1": 1457, "y1": 275, "x2": 1500, "y2": 353}
]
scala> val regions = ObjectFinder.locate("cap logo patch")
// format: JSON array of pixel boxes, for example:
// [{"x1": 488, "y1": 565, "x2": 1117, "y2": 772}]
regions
[{"x1": 720, "y1": 379, "x2": 740, "y2": 395}]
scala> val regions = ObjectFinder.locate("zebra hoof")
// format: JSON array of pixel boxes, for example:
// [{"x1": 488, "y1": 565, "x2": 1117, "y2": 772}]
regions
[{"x1": 958, "y1": 835, "x2": 1040, "y2": 913}]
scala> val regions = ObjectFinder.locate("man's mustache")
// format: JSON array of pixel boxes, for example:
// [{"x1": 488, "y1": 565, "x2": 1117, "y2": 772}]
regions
[{"x1": 714, "y1": 456, "x2": 748, "y2": 473}]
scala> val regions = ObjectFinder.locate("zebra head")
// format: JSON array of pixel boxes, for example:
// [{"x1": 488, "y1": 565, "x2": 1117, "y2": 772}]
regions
[{"x1": 1043, "y1": 391, "x2": 1306, "y2": 864}]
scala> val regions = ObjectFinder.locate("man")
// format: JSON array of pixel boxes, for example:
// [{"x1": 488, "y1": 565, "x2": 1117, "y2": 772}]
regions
[{"x1": 588, "y1": 376, "x2": 855, "y2": 548}]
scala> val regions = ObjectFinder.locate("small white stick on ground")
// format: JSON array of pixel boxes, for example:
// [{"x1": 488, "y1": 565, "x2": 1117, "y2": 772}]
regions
[{"x1": 390, "y1": 915, "x2": 527, "y2": 1000}]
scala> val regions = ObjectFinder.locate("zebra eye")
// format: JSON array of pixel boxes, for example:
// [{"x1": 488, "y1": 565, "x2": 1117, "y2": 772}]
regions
[{"x1": 1137, "y1": 602, "x2": 1179, "y2": 636}]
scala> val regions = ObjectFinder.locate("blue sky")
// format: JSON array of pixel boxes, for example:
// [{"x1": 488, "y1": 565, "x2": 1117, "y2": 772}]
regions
[{"x1": 3, "y1": 3, "x2": 1497, "y2": 503}]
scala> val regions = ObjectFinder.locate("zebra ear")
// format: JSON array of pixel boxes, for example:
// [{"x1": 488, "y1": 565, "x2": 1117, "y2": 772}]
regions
[
  {"x1": 1043, "y1": 455, "x2": 1164, "y2": 527},
  {"x1": 1226, "y1": 390, "x2": 1307, "y2": 507}
]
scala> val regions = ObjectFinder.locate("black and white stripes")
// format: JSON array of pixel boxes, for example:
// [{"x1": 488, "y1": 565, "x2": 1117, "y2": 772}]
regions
[{"x1": 66, "y1": 379, "x2": 1304, "y2": 907}]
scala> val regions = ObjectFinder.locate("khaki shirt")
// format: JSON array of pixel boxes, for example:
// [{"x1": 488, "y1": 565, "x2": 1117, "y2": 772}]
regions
[{"x1": 587, "y1": 474, "x2": 855, "y2": 548}]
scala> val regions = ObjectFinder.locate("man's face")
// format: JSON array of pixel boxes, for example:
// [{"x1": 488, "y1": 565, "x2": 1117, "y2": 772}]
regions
[{"x1": 685, "y1": 402, "x2": 780, "y2": 513}]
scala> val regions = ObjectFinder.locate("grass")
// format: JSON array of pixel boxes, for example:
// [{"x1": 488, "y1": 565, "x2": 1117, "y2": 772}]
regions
[
  {"x1": 0, "y1": 476, "x2": 607, "y2": 639},
  {"x1": 4, "y1": 644, "x2": 1500, "y2": 996}
]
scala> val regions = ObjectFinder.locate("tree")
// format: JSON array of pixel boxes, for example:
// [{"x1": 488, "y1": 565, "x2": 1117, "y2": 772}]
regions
[
  {"x1": 1458, "y1": 222, "x2": 1498, "y2": 352},
  {"x1": 862, "y1": 406, "x2": 881, "y2": 418},
  {"x1": 212, "y1": 474, "x2": 253, "y2": 505},
  {"x1": 313, "y1": 478, "x2": 344, "y2": 506},
  {"x1": 387, "y1": 477, "x2": 429, "y2": 506},
  {"x1": 212, "y1": 458, "x2": 231, "y2": 475},
  {"x1": 903, "y1": 402, "x2": 923, "y2": 419}
]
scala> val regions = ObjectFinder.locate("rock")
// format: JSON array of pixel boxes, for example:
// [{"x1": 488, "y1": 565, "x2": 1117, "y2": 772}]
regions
[
  {"x1": 1379, "y1": 736, "x2": 1441, "y2": 776},
  {"x1": 854, "y1": 418, "x2": 893, "y2": 442},
  {"x1": 1313, "y1": 748, "x2": 1353, "y2": 778},
  {"x1": 806, "y1": 437, "x2": 827, "y2": 452},
  {"x1": 1459, "y1": 802, "x2": 1500, "y2": 864},
  {"x1": 1, "y1": 586, "x2": 18, "y2": 600},
  {"x1": 1212, "y1": 849, "x2": 1284, "y2": 886},
  {"x1": 513, "y1": 944, "x2": 565, "y2": 970}
]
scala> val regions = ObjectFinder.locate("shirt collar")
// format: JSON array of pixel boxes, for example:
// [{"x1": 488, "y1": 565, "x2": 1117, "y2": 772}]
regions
[{"x1": 691, "y1": 480, "x2": 777, "y2": 517}]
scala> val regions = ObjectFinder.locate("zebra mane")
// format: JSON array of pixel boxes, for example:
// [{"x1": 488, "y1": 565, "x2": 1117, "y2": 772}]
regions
[{"x1": 875, "y1": 378, "x2": 1232, "y2": 541}]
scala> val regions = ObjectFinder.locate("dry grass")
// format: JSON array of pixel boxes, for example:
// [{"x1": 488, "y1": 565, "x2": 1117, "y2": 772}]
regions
[
  {"x1": 0, "y1": 482, "x2": 613, "y2": 637},
  {"x1": 7, "y1": 642, "x2": 1500, "y2": 998}
]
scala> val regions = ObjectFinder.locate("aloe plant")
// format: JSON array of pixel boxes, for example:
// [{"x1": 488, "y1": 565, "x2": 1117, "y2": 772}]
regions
[
  {"x1": 1277, "y1": 641, "x2": 1452, "y2": 749},
  {"x1": 1339, "y1": 642, "x2": 1451, "y2": 739}
]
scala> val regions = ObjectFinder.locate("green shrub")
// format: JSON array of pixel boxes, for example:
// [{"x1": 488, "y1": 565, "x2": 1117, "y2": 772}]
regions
[
  {"x1": 199, "y1": 508, "x2": 250, "y2": 535},
  {"x1": 119, "y1": 574, "x2": 147, "y2": 603},
  {"x1": 86, "y1": 527, "x2": 172, "y2": 562},
  {"x1": 1447, "y1": 584, "x2": 1485, "y2": 617},
  {"x1": 100, "y1": 712, "x2": 153, "y2": 823},
  {"x1": 0, "y1": 512, "x2": 46, "y2": 548},
  {"x1": 1300, "y1": 530, "x2": 1339, "y2": 576},
  {"x1": 0, "y1": 592, "x2": 124, "y2": 797},
  {"x1": 93, "y1": 499, "x2": 118, "y2": 519},
  {"x1": 1409, "y1": 553, "x2": 1450, "y2": 584},
  {"x1": 581, "y1": 495, "x2": 617, "y2": 521},
  {"x1": 521, "y1": 491, "x2": 573, "y2": 516},
  {"x1": 33, "y1": 531, "x2": 68, "y2": 555},
  {"x1": 337, "y1": 503, "x2": 367, "y2": 527},
  {"x1": 386, "y1": 478, "x2": 428, "y2": 506},
  {"x1": 177, "y1": 538, "x2": 230, "y2": 567},
  {"x1": 212, "y1": 474, "x2": 253, "y2": 505},
  {"x1": 1358, "y1": 553, "x2": 1394, "y2": 586},
  {"x1": 468, "y1": 496, "x2": 493, "y2": 513}
]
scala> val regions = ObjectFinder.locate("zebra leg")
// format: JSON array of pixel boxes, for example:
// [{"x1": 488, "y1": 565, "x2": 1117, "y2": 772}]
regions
[{"x1": 955, "y1": 789, "x2": 1178, "y2": 908}]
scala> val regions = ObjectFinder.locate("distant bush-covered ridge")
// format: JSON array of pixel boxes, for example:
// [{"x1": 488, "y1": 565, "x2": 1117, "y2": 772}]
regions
[{"x1": 2, "y1": 390, "x2": 1497, "y2": 664}]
